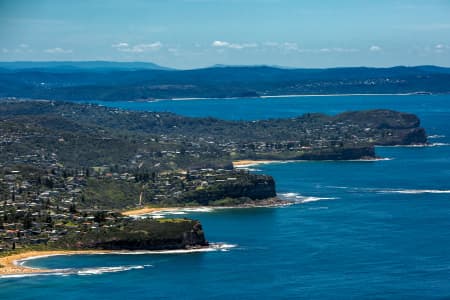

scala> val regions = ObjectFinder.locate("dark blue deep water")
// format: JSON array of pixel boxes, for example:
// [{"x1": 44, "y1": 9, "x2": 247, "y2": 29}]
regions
[{"x1": 1, "y1": 95, "x2": 449, "y2": 299}]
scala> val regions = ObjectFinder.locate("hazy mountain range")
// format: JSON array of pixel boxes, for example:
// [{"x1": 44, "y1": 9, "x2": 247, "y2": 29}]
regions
[{"x1": 1, "y1": 62, "x2": 449, "y2": 101}]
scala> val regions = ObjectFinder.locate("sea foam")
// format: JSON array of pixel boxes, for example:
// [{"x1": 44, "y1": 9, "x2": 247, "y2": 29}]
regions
[
  {"x1": 75, "y1": 265, "x2": 147, "y2": 276},
  {"x1": 428, "y1": 134, "x2": 446, "y2": 139},
  {"x1": 279, "y1": 192, "x2": 337, "y2": 203},
  {"x1": 0, "y1": 265, "x2": 151, "y2": 279},
  {"x1": 327, "y1": 186, "x2": 450, "y2": 195},
  {"x1": 2, "y1": 243, "x2": 237, "y2": 279},
  {"x1": 380, "y1": 143, "x2": 449, "y2": 148},
  {"x1": 378, "y1": 189, "x2": 450, "y2": 194}
]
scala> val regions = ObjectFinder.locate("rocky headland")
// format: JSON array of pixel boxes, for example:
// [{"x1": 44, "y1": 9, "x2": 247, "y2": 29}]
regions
[{"x1": 0, "y1": 100, "x2": 427, "y2": 256}]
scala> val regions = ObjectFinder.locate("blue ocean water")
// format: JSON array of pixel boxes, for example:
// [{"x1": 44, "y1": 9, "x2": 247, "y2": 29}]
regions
[{"x1": 1, "y1": 95, "x2": 450, "y2": 299}]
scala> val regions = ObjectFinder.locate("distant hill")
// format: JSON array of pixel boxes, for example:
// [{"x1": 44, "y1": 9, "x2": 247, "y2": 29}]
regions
[
  {"x1": 0, "y1": 61, "x2": 173, "y2": 71},
  {"x1": 0, "y1": 64, "x2": 449, "y2": 100}
]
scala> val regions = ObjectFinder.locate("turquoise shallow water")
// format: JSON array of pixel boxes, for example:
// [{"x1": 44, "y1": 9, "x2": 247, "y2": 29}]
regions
[{"x1": 1, "y1": 95, "x2": 449, "y2": 299}]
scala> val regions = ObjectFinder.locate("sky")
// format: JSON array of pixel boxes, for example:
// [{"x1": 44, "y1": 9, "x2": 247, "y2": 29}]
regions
[{"x1": 0, "y1": 0, "x2": 449, "y2": 69}]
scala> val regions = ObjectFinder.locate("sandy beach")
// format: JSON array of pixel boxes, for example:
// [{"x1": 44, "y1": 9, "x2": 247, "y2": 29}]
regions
[
  {"x1": 0, "y1": 201, "x2": 290, "y2": 276},
  {"x1": 122, "y1": 198, "x2": 291, "y2": 217},
  {"x1": 232, "y1": 160, "x2": 280, "y2": 167},
  {"x1": 0, "y1": 250, "x2": 113, "y2": 275},
  {"x1": 121, "y1": 207, "x2": 185, "y2": 216}
]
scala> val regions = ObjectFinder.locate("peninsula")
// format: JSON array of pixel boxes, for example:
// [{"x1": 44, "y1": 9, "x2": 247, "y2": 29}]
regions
[{"x1": 0, "y1": 99, "x2": 427, "y2": 267}]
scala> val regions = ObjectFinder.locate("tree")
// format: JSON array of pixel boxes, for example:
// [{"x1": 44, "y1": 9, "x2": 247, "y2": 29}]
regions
[
  {"x1": 69, "y1": 203, "x2": 77, "y2": 214},
  {"x1": 94, "y1": 211, "x2": 107, "y2": 223},
  {"x1": 46, "y1": 215, "x2": 54, "y2": 228},
  {"x1": 23, "y1": 212, "x2": 33, "y2": 229}
]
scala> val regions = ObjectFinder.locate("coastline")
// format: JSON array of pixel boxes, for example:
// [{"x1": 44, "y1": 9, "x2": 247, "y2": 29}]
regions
[
  {"x1": 232, "y1": 157, "x2": 392, "y2": 168},
  {"x1": 0, "y1": 250, "x2": 113, "y2": 275},
  {"x1": 168, "y1": 92, "x2": 430, "y2": 101},
  {"x1": 122, "y1": 198, "x2": 291, "y2": 217},
  {"x1": 0, "y1": 246, "x2": 223, "y2": 277},
  {"x1": 232, "y1": 160, "x2": 292, "y2": 167},
  {"x1": 121, "y1": 206, "x2": 188, "y2": 216}
]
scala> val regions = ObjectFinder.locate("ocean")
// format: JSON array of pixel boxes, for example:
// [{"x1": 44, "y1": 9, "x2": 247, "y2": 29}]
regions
[{"x1": 1, "y1": 95, "x2": 449, "y2": 299}]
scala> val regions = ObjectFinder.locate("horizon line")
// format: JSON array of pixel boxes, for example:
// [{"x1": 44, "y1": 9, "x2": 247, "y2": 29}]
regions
[{"x1": 0, "y1": 60, "x2": 449, "y2": 71}]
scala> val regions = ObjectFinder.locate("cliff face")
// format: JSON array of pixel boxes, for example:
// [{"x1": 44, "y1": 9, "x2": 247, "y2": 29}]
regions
[
  {"x1": 181, "y1": 174, "x2": 277, "y2": 205},
  {"x1": 254, "y1": 146, "x2": 376, "y2": 161},
  {"x1": 372, "y1": 128, "x2": 427, "y2": 146},
  {"x1": 334, "y1": 109, "x2": 427, "y2": 145},
  {"x1": 55, "y1": 219, "x2": 208, "y2": 250},
  {"x1": 296, "y1": 146, "x2": 376, "y2": 160}
]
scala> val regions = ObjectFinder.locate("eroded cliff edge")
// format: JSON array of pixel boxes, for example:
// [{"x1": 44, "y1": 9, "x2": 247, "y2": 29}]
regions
[{"x1": 51, "y1": 219, "x2": 208, "y2": 251}]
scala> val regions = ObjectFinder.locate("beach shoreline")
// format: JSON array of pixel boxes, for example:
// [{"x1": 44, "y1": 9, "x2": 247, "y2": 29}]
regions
[
  {"x1": 122, "y1": 198, "x2": 292, "y2": 217},
  {"x1": 232, "y1": 160, "x2": 287, "y2": 167},
  {"x1": 0, "y1": 244, "x2": 242, "y2": 276},
  {"x1": 0, "y1": 250, "x2": 114, "y2": 275},
  {"x1": 232, "y1": 157, "x2": 391, "y2": 168},
  {"x1": 167, "y1": 92, "x2": 430, "y2": 101}
]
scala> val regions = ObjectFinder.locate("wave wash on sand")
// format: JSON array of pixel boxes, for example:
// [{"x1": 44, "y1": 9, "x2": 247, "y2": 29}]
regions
[{"x1": 0, "y1": 243, "x2": 237, "y2": 278}]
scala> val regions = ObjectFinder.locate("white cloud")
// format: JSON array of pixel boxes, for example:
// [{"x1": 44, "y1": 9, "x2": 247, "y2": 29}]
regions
[
  {"x1": 263, "y1": 42, "x2": 280, "y2": 47},
  {"x1": 264, "y1": 42, "x2": 358, "y2": 53},
  {"x1": 264, "y1": 42, "x2": 301, "y2": 52},
  {"x1": 434, "y1": 43, "x2": 449, "y2": 53},
  {"x1": 369, "y1": 45, "x2": 382, "y2": 52},
  {"x1": 168, "y1": 48, "x2": 181, "y2": 56},
  {"x1": 211, "y1": 40, "x2": 361, "y2": 54},
  {"x1": 212, "y1": 40, "x2": 229, "y2": 47},
  {"x1": 44, "y1": 47, "x2": 73, "y2": 54},
  {"x1": 112, "y1": 42, "x2": 129, "y2": 48},
  {"x1": 2, "y1": 48, "x2": 9, "y2": 53},
  {"x1": 112, "y1": 42, "x2": 163, "y2": 53},
  {"x1": 281, "y1": 42, "x2": 299, "y2": 51},
  {"x1": 212, "y1": 40, "x2": 258, "y2": 50},
  {"x1": 318, "y1": 47, "x2": 359, "y2": 53},
  {"x1": 19, "y1": 43, "x2": 29, "y2": 48}
]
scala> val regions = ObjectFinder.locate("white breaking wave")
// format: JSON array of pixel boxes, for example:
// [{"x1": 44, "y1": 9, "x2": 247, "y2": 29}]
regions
[
  {"x1": 2, "y1": 243, "x2": 238, "y2": 279},
  {"x1": 428, "y1": 135, "x2": 445, "y2": 139},
  {"x1": 149, "y1": 207, "x2": 215, "y2": 217},
  {"x1": 326, "y1": 185, "x2": 350, "y2": 190},
  {"x1": 181, "y1": 207, "x2": 215, "y2": 213},
  {"x1": 279, "y1": 192, "x2": 337, "y2": 203},
  {"x1": 325, "y1": 186, "x2": 450, "y2": 195},
  {"x1": 75, "y1": 265, "x2": 147, "y2": 276},
  {"x1": 130, "y1": 207, "x2": 216, "y2": 219},
  {"x1": 381, "y1": 143, "x2": 449, "y2": 148},
  {"x1": 280, "y1": 192, "x2": 299, "y2": 198},
  {"x1": 113, "y1": 243, "x2": 237, "y2": 254},
  {"x1": 150, "y1": 214, "x2": 164, "y2": 219},
  {"x1": 0, "y1": 265, "x2": 151, "y2": 279},
  {"x1": 351, "y1": 157, "x2": 393, "y2": 161},
  {"x1": 378, "y1": 189, "x2": 450, "y2": 194},
  {"x1": 210, "y1": 243, "x2": 238, "y2": 252}
]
